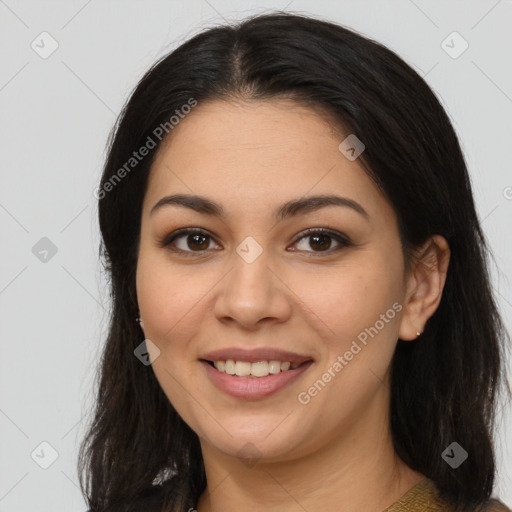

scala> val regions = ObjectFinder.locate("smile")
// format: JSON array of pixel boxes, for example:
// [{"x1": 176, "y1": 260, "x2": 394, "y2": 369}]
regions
[
  {"x1": 200, "y1": 359, "x2": 313, "y2": 399},
  {"x1": 212, "y1": 359, "x2": 300, "y2": 377}
]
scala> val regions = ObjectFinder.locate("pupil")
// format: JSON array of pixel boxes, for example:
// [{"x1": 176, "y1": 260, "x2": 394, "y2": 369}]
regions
[
  {"x1": 188, "y1": 234, "x2": 208, "y2": 250},
  {"x1": 311, "y1": 235, "x2": 330, "y2": 251}
]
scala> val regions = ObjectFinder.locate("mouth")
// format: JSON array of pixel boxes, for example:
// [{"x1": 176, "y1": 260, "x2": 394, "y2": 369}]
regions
[{"x1": 199, "y1": 356, "x2": 314, "y2": 399}]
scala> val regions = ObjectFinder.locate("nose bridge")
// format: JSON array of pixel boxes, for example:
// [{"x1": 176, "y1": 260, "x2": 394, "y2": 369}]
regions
[
  {"x1": 214, "y1": 236, "x2": 291, "y2": 327},
  {"x1": 228, "y1": 238, "x2": 274, "y2": 302}
]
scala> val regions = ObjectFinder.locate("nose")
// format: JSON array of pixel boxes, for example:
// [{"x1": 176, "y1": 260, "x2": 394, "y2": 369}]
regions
[{"x1": 213, "y1": 248, "x2": 292, "y2": 330}]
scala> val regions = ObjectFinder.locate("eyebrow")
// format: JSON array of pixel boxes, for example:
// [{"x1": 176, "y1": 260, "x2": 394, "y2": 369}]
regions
[{"x1": 150, "y1": 193, "x2": 369, "y2": 222}]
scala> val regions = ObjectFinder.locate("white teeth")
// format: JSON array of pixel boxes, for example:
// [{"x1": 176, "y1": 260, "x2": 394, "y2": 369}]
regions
[
  {"x1": 224, "y1": 359, "x2": 236, "y2": 375},
  {"x1": 268, "y1": 360, "x2": 281, "y2": 374},
  {"x1": 212, "y1": 359, "x2": 304, "y2": 377},
  {"x1": 251, "y1": 361, "x2": 270, "y2": 377},
  {"x1": 235, "y1": 361, "x2": 251, "y2": 377}
]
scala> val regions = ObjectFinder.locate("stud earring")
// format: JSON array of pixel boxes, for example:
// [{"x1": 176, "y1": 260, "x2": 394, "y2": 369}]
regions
[{"x1": 416, "y1": 331, "x2": 422, "y2": 337}]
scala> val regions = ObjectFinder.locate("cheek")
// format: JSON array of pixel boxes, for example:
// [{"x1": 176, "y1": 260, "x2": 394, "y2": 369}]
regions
[
  {"x1": 298, "y1": 259, "x2": 403, "y2": 345},
  {"x1": 135, "y1": 250, "x2": 219, "y2": 364},
  {"x1": 136, "y1": 250, "x2": 183, "y2": 347},
  {"x1": 135, "y1": 255, "x2": 205, "y2": 415},
  {"x1": 294, "y1": 268, "x2": 402, "y2": 416}
]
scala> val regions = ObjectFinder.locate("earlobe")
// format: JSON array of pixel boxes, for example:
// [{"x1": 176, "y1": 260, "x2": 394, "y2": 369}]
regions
[{"x1": 398, "y1": 235, "x2": 450, "y2": 341}]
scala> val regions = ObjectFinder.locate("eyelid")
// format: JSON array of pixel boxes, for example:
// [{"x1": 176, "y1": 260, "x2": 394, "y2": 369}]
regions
[
  {"x1": 291, "y1": 227, "x2": 351, "y2": 247},
  {"x1": 158, "y1": 227, "x2": 219, "y2": 251},
  {"x1": 159, "y1": 226, "x2": 353, "y2": 255}
]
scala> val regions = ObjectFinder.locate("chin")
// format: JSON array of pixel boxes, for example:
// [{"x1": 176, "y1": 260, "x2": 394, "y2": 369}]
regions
[{"x1": 197, "y1": 415, "x2": 313, "y2": 463}]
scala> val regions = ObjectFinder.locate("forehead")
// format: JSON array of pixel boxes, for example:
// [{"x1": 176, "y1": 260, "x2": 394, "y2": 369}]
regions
[
  {"x1": 143, "y1": 98, "x2": 393, "y2": 225},
  {"x1": 152, "y1": 98, "x2": 343, "y2": 169}
]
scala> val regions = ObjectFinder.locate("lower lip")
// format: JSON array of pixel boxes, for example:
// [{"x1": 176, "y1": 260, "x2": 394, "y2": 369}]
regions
[{"x1": 201, "y1": 360, "x2": 313, "y2": 400}]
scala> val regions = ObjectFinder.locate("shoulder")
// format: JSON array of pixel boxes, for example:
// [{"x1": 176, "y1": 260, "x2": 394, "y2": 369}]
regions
[{"x1": 384, "y1": 478, "x2": 512, "y2": 512}]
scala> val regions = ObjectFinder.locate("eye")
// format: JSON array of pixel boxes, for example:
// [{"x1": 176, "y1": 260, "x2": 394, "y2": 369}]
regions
[
  {"x1": 290, "y1": 228, "x2": 352, "y2": 255},
  {"x1": 159, "y1": 228, "x2": 220, "y2": 255},
  {"x1": 159, "y1": 227, "x2": 352, "y2": 256}
]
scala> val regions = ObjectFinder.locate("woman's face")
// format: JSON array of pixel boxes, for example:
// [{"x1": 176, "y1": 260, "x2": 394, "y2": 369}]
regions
[{"x1": 136, "y1": 98, "x2": 416, "y2": 462}]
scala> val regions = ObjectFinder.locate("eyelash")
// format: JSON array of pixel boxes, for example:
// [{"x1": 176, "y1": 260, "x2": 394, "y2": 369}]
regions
[{"x1": 158, "y1": 227, "x2": 353, "y2": 257}]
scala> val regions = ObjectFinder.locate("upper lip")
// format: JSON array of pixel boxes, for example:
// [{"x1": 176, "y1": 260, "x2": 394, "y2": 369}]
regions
[{"x1": 200, "y1": 347, "x2": 313, "y2": 364}]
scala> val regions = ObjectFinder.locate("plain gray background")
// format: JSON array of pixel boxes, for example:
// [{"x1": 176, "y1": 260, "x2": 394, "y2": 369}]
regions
[{"x1": 0, "y1": 0, "x2": 511, "y2": 510}]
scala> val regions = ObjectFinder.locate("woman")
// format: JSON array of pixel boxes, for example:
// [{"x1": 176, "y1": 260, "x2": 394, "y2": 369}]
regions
[{"x1": 79, "y1": 11, "x2": 511, "y2": 512}]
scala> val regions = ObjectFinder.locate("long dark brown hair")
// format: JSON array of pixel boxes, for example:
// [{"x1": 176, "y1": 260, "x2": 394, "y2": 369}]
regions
[{"x1": 78, "y1": 11, "x2": 511, "y2": 512}]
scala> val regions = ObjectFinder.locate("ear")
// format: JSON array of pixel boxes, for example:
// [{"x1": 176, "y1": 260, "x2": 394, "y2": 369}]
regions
[{"x1": 398, "y1": 235, "x2": 450, "y2": 341}]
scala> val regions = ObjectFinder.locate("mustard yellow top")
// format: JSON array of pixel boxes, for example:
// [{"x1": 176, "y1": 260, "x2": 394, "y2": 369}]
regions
[{"x1": 384, "y1": 478, "x2": 511, "y2": 511}]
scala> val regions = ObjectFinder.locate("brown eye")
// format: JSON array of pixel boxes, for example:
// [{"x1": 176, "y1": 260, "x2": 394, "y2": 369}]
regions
[
  {"x1": 306, "y1": 233, "x2": 332, "y2": 251},
  {"x1": 160, "y1": 228, "x2": 220, "y2": 255},
  {"x1": 291, "y1": 229, "x2": 352, "y2": 254},
  {"x1": 184, "y1": 233, "x2": 210, "y2": 251}
]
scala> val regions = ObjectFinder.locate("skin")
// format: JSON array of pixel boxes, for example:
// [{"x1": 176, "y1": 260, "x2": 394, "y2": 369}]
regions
[{"x1": 135, "y1": 98, "x2": 450, "y2": 512}]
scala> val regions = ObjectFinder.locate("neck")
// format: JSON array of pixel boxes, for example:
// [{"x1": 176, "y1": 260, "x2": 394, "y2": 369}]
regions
[{"x1": 196, "y1": 385, "x2": 424, "y2": 512}]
